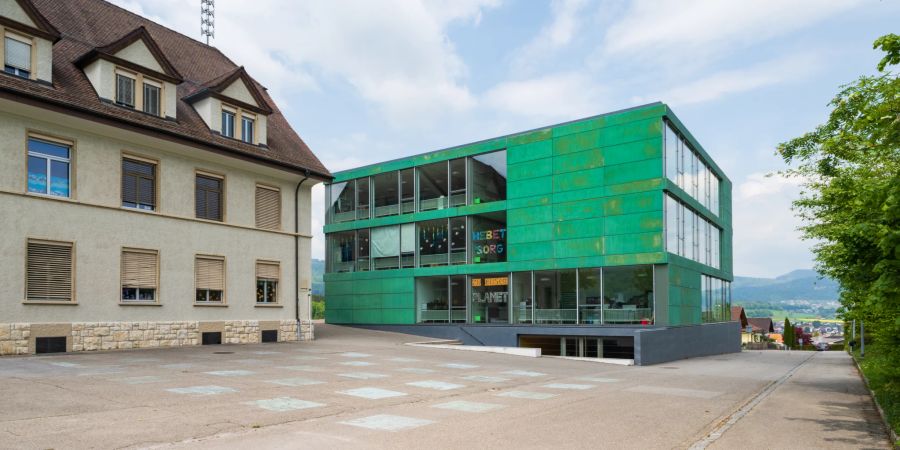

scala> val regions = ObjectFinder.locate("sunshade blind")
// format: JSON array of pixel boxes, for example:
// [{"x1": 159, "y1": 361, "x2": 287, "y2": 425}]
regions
[
  {"x1": 122, "y1": 158, "x2": 156, "y2": 207},
  {"x1": 256, "y1": 261, "x2": 279, "y2": 281},
  {"x1": 27, "y1": 240, "x2": 73, "y2": 301},
  {"x1": 401, "y1": 223, "x2": 415, "y2": 253},
  {"x1": 121, "y1": 250, "x2": 158, "y2": 289},
  {"x1": 255, "y1": 185, "x2": 280, "y2": 230},
  {"x1": 371, "y1": 226, "x2": 399, "y2": 258},
  {"x1": 5, "y1": 37, "x2": 31, "y2": 70},
  {"x1": 195, "y1": 256, "x2": 224, "y2": 290}
]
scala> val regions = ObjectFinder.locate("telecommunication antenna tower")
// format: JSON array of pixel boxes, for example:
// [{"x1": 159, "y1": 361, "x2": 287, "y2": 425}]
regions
[{"x1": 200, "y1": 0, "x2": 215, "y2": 45}]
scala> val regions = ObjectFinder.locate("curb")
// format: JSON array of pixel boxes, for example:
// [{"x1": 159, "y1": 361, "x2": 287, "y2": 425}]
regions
[{"x1": 851, "y1": 354, "x2": 899, "y2": 447}]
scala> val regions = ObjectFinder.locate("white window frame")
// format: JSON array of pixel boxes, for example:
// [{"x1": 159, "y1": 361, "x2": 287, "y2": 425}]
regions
[
  {"x1": 27, "y1": 136, "x2": 71, "y2": 198},
  {"x1": 115, "y1": 71, "x2": 136, "y2": 107},
  {"x1": 221, "y1": 106, "x2": 236, "y2": 138},
  {"x1": 142, "y1": 78, "x2": 162, "y2": 116},
  {"x1": 3, "y1": 31, "x2": 34, "y2": 79},
  {"x1": 241, "y1": 114, "x2": 255, "y2": 144}
]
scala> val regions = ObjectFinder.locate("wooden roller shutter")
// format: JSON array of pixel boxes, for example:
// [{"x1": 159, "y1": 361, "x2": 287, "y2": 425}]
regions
[
  {"x1": 195, "y1": 256, "x2": 225, "y2": 291},
  {"x1": 256, "y1": 261, "x2": 279, "y2": 281},
  {"x1": 255, "y1": 185, "x2": 281, "y2": 230},
  {"x1": 121, "y1": 249, "x2": 158, "y2": 289},
  {"x1": 26, "y1": 240, "x2": 73, "y2": 301}
]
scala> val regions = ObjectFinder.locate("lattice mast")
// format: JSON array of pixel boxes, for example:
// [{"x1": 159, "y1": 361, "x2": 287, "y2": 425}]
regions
[{"x1": 200, "y1": 0, "x2": 215, "y2": 45}]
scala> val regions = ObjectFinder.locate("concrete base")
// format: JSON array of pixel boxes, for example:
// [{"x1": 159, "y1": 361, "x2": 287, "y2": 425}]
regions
[{"x1": 353, "y1": 321, "x2": 741, "y2": 365}]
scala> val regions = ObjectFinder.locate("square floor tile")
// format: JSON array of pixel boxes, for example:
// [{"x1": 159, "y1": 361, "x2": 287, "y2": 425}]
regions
[
  {"x1": 244, "y1": 397, "x2": 325, "y2": 412},
  {"x1": 293, "y1": 355, "x2": 326, "y2": 361},
  {"x1": 160, "y1": 363, "x2": 194, "y2": 370},
  {"x1": 406, "y1": 380, "x2": 465, "y2": 391},
  {"x1": 166, "y1": 385, "x2": 237, "y2": 395},
  {"x1": 502, "y1": 370, "x2": 546, "y2": 377},
  {"x1": 396, "y1": 368, "x2": 436, "y2": 374},
  {"x1": 279, "y1": 365, "x2": 323, "y2": 372},
  {"x1": 337, "y1": 387, "x2": 407, "y2": 400},
  {"x1": 47, "y1": 362, "x2": 83, "y2": 368},
  {"x1": 577, "y1": 377, "x2": 619, "y2": 383},
  {"x1": 340, "y1": 352, "x2": 372, "y2": 358},
  {"x1": 542, "y1": 383, "x2": 595, "y2": 390},
  {"x1": 340, "y1": 414, "x2": 433, "y2": 432},
  {"x1": 431, "y1": 400, "x2": 505, "y2": 413},
  {"x1": 495, "y1": 390, "x2": 556, "y2": 400},
  {"x1": 389, "y1": 357, "x2": 421, "y2": 363},
  {"x1": 266, "y1": 378, "x2": 324, "y2": 387},
  {"x1": 118, "y1": 376, "x2": 165, "y2": 384},
  {"x1": 338, "y1": 372, "x2": 389, "y2": 380},
  {"x1": 461, "y1": 375, "x2": 510, "y2": 383},
  {"x1": 253, "y1": 351, "x2": 281, "y2": 355},
  {"x1": 204, "y1": 370, "x2": 255, "y2": 377},
  {"x1": 439, "y1": 363, "x2": 479, "y2": 369}
]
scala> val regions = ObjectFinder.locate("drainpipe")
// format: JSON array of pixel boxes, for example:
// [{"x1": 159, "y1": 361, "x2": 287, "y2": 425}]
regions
[{"x1": 294, "y1": 169, "x2": 311, "y2": 340}]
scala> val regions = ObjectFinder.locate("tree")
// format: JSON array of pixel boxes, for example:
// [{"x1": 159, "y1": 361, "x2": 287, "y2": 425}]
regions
[
  {"x1": 784, "y1": 318, "x2": 794, "y2": 349},
  {"x1": 779, "y1": 34, "x2": 899, "y2": 370}
]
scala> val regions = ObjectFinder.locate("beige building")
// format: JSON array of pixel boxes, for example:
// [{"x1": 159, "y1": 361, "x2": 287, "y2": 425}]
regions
[{"x1": 0, "y1": 0, "x2": 331, "y2": 355}]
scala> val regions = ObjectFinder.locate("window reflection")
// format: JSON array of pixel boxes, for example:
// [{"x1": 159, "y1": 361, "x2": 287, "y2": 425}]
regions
[
  {"x1": 470, "y1": 273, "x2": 509, "y2": 323},
  {"x1": 418, "y1": 162, "x2": 448, "y2": 211},
  {"x1": 418, "y1": 219, "x2": 448, "y2": 267},
  {"x1": 328, "y1": 231, "x2": 355, "y2": 273},
  {"x1": 328, "y1": 182, "x2": 354, "y2": 223},
  {"x1": 356, "y1": 178, "x2": 370, "y2": 219},
  {"x1": 470, "y1": 212, "x2": 506, "y2": 264},
  {"x1": 373, "y1": 172, "x2": 399, "y2": 217},
  {"x1": 400, "y1": 168, "x2": 415, "y2": 214},
  {"x1": 469, "y1": 150, "x2": 506, "y2": 204}
]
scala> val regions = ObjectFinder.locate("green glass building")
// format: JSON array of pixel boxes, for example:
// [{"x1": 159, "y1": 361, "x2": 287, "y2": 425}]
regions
[{"x1": 323, "y1": 103, "x2": 737, "y2": 364}]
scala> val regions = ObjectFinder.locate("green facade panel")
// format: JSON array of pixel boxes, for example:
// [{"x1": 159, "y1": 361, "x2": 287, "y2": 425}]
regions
[{"x1": 324, "y1": 103, "x2": 732, "y2": 328}]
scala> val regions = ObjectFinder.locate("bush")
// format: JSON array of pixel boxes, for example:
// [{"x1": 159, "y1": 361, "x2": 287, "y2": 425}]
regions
[
  {"x1": 855, "y1": 348, "x2": 900, "y2": 444},
  {"x1": 311, "y1": 300, "x2": 325, "y2": 320}
]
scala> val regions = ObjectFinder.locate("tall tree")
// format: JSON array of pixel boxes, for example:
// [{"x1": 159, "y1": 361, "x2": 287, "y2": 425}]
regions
[
  {"x1": 779, "y1": 34, "x2": 899, "y2": 367},
  {"x1": 784, "y1": 318, "x2": 794, "y2": 349}
]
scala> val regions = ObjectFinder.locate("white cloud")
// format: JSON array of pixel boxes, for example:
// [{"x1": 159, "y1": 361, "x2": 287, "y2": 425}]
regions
[
  {"x1": 601, "y1": 0, "x2": 859, "y2": 63},
  {"x1": 732, "y1": 172, "x2": 815, "y2": 277},
  {"x1": 110, "y1": 0, "x2": 500, "y2": 125},
  {"x1": 484, "y1": 72, "x2": 607, "y2": 120},
  {"x1": 511, "y1": 0, "x2": 592, "y2": 74}
]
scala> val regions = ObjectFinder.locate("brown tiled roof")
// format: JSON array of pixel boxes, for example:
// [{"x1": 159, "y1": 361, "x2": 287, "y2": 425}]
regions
[
  {"x1": 731, "y1": 306, "x2": 748, "y2": 329},
  {"x1": 0, "y1": 0, "x2": 330, "y2": 179},
  {"x1": 748, "y1": 317, "x2": 775, "y2": 333}
]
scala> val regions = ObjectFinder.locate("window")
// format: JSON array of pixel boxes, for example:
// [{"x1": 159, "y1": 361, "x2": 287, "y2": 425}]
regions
[
  {"x1": 121, "y1": 249, "x2": 158, "y2": 302},
  {"x1": 470, "y1": 212, "x2": 506, "y2": 264},
  {"x1": 416, "y1": 276, "x2": 449, "y2": 323},
  {"x1": 371, "y1": 225, "x2": 400, "y2": 270},
  {"x1": 449, "y1": 217, "x2": 467, "y2": 265},
  {"x1": 195, "y1": 256, "x2": 225, "y2": 303},
  {"x1": 255, "y1": 261, "x2": 279, "y2": 303},
  {"x1": 468, "y1": 150, "x2": 506, "y2": 204},
  {"x1": 327, "y1": 231, "x2": 355, "y2": 273},
  {"x1": 578, "y1": 268, "x2": 602, "y2": 324},
  {"x1": 603, "y1": 265, "x2": 653, "y2": 324},
  {"x1": 449, "y1": 158, "x2": 466, "y2": 207},
  {"x1": 356, "y1": 177, "x2": 370, "y2": 219},
  {"x1": 143, "y1": 82, "x2": 160, "y2": 115},
  {"x1": 471, "y1": 273, "x2": 510, "y2": 324},
  {"x1": 221, "y1": 109, "x2": 235, "y2": 138},
  {"x1": 418, "y1": 162, "x2": 448, "y2": 211},
  {"x1": 195, "y1": 173, "x2": 223, "y2": 221},
  {"x1": 418, "y1": 219, "x2": 448, "y2": 267},
  {"x1": 373, "y1": 171, "x2": 399, "y2": 217},
  {"x1": 357, "y1": 229, "x2": 370, "y2": 271},
  {"x1": 534, "y1": 270, "x2": 576, "y2": 324},
  {"x1": 27, "y1": 137, "x2": 71, "y2": 197},
  {"x1": 255, "y1": 185, "x2": 281, "y2": 230},
  {"x1": 122, "y1": 157, "x2": 156, "y2": 210},
  {"x1": 400, "y1": 168, "x2": 415, "y2": 214},
  {"x1": 4, "y1": 34, "x2": 32, "y2": 78},
  {"x1": 666, "y1": 194, "x2": 720, "y2": 268},
  {"x1": 241, "y1": 115, "x2": 255, "y2": 143},
  {"x1": 400, "y1": 223, "x2": 415, "y2": 268},
  {"x1": 26, "y1": 240, "x2": 74, "y2": 302},
  {"x1": 328, "y1": 181, "x2": 355, "y2": 223},
  {"x1": 116, "y1": 73, "x2": 135, "y2": 107}
]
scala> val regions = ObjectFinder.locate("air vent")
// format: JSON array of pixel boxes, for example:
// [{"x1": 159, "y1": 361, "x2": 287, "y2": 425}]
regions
[
  {"x1": 261, "y1": 329, "x2": 278, "y2": 343},
  {"x1": 201, "y1": 332, "x2": 222, "y2": 345},
  {"x1": 36, "y1": 336, "x2": 67, "y2": 354}
]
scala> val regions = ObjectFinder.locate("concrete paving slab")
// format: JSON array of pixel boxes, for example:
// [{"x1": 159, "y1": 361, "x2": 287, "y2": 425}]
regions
[
  {"x1": 204, "y1": 370, "x2": 256, "y2": 377},
  {"x1": 337, "y1": 388, "x2": 407, "y2": 400},
  {"x1": 338, "y1": 372, "x2": 389, "y2": 380},
  {"x1": 495, "y1": 390, "x2": 557, "y2": 400},
  {"x1": 406, "y1": 380, "x2": 466, "y2": 391},
  {"x1": 430, "y1": 400, "x2": 505, "y2": 413},
  {"x1": 339, "y1": 414, "x2": 434, "y2": 432},
  {"x1": 244, "y1": 397, "x2": 325, "y2": 412},
  {"x1": 166, "y1": 385, "x2": 237, "y2": 395},
  {"x1": 542, "y1": 383, "x2": 596, "y2": 390},
  {"x1": 265, "y1": 377, "x2": 324, "y2": 387},
  {"x1": 626, "y1": 385, "x2": 722, "y2": 399},
  {"x1": 461, "y1": 375, "x2": 510, "y2": 383}
]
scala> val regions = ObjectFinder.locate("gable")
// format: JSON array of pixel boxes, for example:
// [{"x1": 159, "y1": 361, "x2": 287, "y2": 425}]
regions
[
  {"x1": 113, "y1": 39, "x2": 165, "y2": 74},
  {"x1": 0, "y1": 1, "x2": 37, "y2": 28},
  {"x1": 220, "y1": 78, "x2": 259, "y2": 108}
]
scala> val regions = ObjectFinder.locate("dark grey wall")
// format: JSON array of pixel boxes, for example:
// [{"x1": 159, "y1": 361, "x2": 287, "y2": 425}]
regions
[{"x1": 353, "y1": 322, "x2": 741, "y2": 365}]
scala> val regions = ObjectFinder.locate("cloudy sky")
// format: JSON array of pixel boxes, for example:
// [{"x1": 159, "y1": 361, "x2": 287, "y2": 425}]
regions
[{"x1": 113, "y1": 0, "x2": 899, "y2": 278}]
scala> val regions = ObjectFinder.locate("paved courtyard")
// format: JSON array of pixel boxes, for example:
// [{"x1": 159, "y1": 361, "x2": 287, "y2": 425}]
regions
[{"x1": 0, "y1": 325, "x2": 890, "y2": 449}]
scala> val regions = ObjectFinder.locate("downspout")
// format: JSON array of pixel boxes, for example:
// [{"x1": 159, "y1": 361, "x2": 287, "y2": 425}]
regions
[{"x1": 295, "y1": 169, "x2": 311, "y2": 340}]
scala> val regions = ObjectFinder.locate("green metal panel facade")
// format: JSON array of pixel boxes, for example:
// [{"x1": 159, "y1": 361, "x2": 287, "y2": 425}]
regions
[{"x1": 324, "y1": 103, "x2": 733, "y2": 326}]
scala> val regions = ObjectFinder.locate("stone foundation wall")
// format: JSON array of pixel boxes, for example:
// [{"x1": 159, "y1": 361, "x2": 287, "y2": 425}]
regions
[
  {"x1": 0, "y1": 323, "x2": 30, "y2": 355},
  {"x1": 0, "y1": 319, "x2": 310, "y2": 355}
]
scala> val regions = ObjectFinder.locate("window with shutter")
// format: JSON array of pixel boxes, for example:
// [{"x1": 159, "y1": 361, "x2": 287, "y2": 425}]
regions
[
  {"x1": 121, "y1": 249, "x2": 158, "y2": 301},
  {"x1": 255, "y1": 261, "x2": 279, "y2": 303},
  {"x1": 195, "y1": 174, "x2": 223, "y2": 221},
  {"x1": 195, "y1": 256, "x2": 225, "y2": 302},
  {"x1": 122, "y1": 157, "x2": 156, "y2": 210},
  {"x1": 4, "y1": 34, "x2": 32, "y2": 78},
  {"x1": 26, "y1": 240, "x2": 74, "y2": 302},
  {"x1": 143, "y1": 83, "x2": 161, "y2": 116},
  {"x1": 255, "y1": 185, "x2": 280, "y2": 230},
  {"x1": 116, "y1": 74, "x2": 135, "y2": 107}
]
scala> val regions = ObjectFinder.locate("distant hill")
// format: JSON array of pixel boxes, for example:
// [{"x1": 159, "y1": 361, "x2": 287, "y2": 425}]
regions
[
  {"x1": 733, "y1": 269, "x2": 839, "y2": 302},
  {"x1": 311, "y1": 259, "x2": 324, "y2": 295}
]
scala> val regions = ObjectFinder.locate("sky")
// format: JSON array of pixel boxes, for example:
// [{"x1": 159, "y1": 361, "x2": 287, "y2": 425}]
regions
[{"x1": 111, "y1": 0, "x2": 900, "y2": 278}]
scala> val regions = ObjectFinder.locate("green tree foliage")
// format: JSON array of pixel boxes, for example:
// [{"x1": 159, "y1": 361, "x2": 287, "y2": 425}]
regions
[
  {"x1": 779, "y1": 32, "x2": 899, "y2": 391},
  {"x1": 784, "y1": 318, "x2": 794, "y2": 349}
]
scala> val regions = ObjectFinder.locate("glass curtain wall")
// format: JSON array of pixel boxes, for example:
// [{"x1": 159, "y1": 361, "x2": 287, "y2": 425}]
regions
[
  {"x1": 511, "y1": 271, "x2": 532, "y2": 324},
  {"x1": 373, "y1": 171, "x2": 399, "y2": 217},
  {"x1": 356, "y1": 229, "x2": 370, "y2": 271},
  {"x1": 664, "y1": 120, "x2": 720, "y2": 215},
  {"x1": 666, "y1": 194, "x2": 721, "y2": 269},
  {"x1": 701, "y1": 274, "x2": 732, "y2": 323},
  {"x1": 401, "y1": 223, "x2": 415, "y2": 268},
  {"x1": 578, "y1": 268, "x2": 602, "y2": 324},
  {"x1": 450, "y1": 275, "x2": 466, "y2": 322},
  {"x1": 533, "y1": 270, "x2": 577, "y2": 324},
  {"x1": 418, "y1": 162, "x2": 448, "y2": 211},
  {"x1": 356, "y1": 178, "x2": 370, "y2": 219},
  {"x1": 449, "y1": 158, "x2": 466, "y2": 207},
  {"x1": 418, "y1": 219, "x2": 448, "y2": 266},
  {"x1": 449, "y1": 217, "x2": 467, "y2": 265},
  {"x1": 416, "y1": 276, "x2": 449, "y2": 323},
  {"x1": 603, "y1": 265, "x2": 653, "y2": 324},
  {"x1": 470, "y1": 273, "x2": 509, "y2": 323},
  {"x1": 470, "y1": 212, "x2": 507, "y2": 264}
]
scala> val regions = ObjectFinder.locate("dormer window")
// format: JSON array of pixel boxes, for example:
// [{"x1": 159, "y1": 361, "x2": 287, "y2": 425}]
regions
[
  {"x1": 115, "y1": 72, "x2": 135, "y2": 107},
  {"x1": 143, "y1": 80, "x2": 161, "y2": 115},
  {"x1": 221, "y1": 108, "x2": 235, "y2": 138},
  {"x1": 241, "y1": 115, "x2": 255, "y2": 144},
  {"x1": 4, "y1": 32, "x2": 33, "y2": 79}
]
